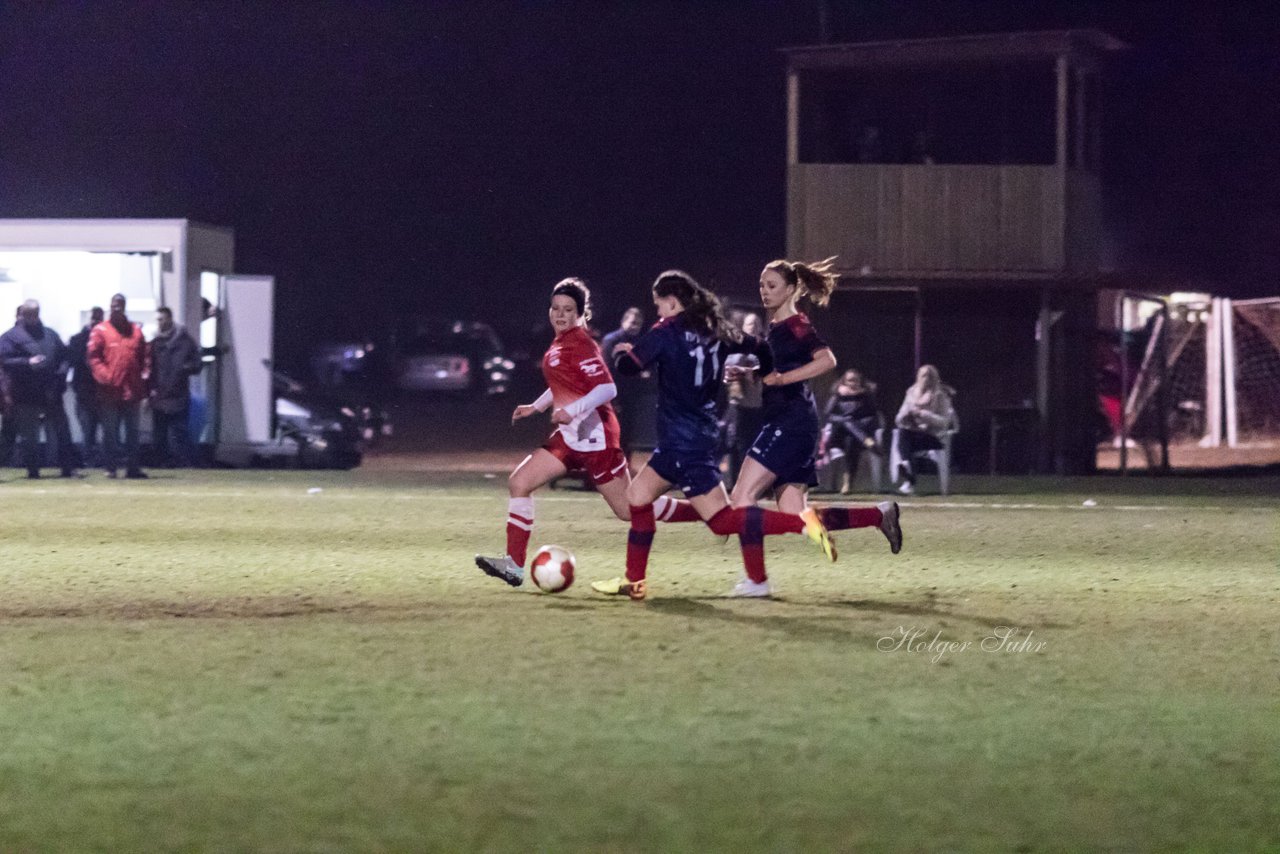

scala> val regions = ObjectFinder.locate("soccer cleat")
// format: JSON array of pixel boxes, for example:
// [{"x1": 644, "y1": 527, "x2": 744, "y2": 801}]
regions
[
  {"x1": 898, "y1": 480, "x2": 914, "y2": 496},
  {"x1": 728, "y1": 578, "x2": 772, "y2": 598},
  {"x1": 877, "y1": 501, "x2": 903, "y2": 555},
  {"x1": 590, "y1": 576, "x2": 647, "y2": 601},
  {"x1": 799, "y1": 507, "x2": 837, "y2": 562},
  {"x1": 475, "y1": 554, "x2": 524, "y2": 587}
]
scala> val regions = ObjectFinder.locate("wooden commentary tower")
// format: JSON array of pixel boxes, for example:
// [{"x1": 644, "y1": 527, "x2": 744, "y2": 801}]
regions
[{"x1": 783, "y1": 30, "x2": 1126, "y2": 475}]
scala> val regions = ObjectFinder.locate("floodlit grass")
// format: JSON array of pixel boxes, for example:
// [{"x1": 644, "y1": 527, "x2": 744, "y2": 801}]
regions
[{"x1": 0, "y1": 469, "x2": 1276, "y2": 851}]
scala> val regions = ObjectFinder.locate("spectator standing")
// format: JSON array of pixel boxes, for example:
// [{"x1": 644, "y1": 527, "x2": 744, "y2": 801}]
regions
[
  {"x1": 88, "y1": 293, "x2": 150, "y2": 479},
  {"x1": 726, "y1": 312, "x2": 766, "y2": 487},
  {"x1": 0, "y1": 360, "x2": 10, "y2": 469},
  {"x1": 600, "y1": 307, "x2": 653, "y2": 459},
  {"x1": 0, "y1": 306, "x2": 22, "y2": 467},
  {"x1": 67, "y1": 306, "x2": 105, "y2": 467},
  {"x1": 0, "y1": 300, "x2": 78, "y2": 478},
  {"x1": 150, "y1": 306, "x2": 203, "y2": 467}
]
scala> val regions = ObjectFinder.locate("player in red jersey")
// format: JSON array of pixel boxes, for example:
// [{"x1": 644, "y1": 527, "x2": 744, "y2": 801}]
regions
[{"x1": 475, "y1": 278, "x2": 699, "y2": 587}]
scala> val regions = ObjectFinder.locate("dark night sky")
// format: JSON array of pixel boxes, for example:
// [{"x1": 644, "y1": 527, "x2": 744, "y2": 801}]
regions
[{"x1": 2, "y1": 1, "x2": 1278, "y2": 365}]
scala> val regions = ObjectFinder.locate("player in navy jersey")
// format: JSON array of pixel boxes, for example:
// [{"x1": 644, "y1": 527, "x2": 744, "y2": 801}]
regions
[
  {"x1": 590, "y1": 270, "x2": 836, "y2": 601},
  {"x1": 475, "y1": 279, "x2": 702, "y2": 588},
  {"x1": 727, "y1": 259, "x2": 903, "y2": 596}
]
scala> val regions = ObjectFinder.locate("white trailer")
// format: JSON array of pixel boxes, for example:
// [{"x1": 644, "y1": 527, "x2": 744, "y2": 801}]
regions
[{"x1": 0, "y1": 218, "x2": 276, "y2": 466}]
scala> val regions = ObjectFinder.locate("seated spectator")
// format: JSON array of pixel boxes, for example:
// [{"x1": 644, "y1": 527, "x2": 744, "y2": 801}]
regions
[
  {"x1": 818, "y1": 368, "x2": 882, "y2": 493},
  {"x1": 894, "y1": 364, "x2": 958, "y2": 495}
]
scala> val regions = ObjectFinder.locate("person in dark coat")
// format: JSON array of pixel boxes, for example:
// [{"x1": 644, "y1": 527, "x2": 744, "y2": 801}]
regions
[
  {"x1": 66, "y1": 306, "x2": 105, "y2": 468},
  {"x1": 149, "y1": 306, "x2": 203, "y2": 467},
  {"x1": 0, "y1": 300, "x2": 78, "y2": 478},
  {"x1": 818, "y1": 368, "x2": 884, "y2": 494},
  {"x1": 600, "y1": 307, "x2": 655, "y2": 459},
  {"x1": 0, "y1": 307, "x2": 19, "y2": 467}
]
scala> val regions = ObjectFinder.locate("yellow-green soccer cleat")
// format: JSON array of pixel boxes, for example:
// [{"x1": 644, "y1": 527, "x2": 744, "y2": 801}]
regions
[
  {"x1": 799, "y1": 507, "x2": 838, "y2": 562},
  {"x1": 590, "y1": 576, "x2": 647, "y2": 601}
]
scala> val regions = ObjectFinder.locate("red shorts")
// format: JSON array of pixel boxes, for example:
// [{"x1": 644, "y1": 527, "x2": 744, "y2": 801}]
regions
[{"x1": 542, "y1": 432, "x2": 628, "y2": 485}]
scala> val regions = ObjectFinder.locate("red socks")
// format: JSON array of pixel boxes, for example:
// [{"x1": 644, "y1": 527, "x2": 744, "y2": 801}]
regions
[
  {"x1": 818, "y1": 506, "x2": 882, "y2": 531},
  {"x1": 705, "y1": 506, "x2": 806, "y2": 584},
  {"x1": 654, "y1": 494, "x2": 700, "y2": 523},
  {"x1": 705, "y1": 506, "x2": 805, "y2": 537},
  {"x1": 738, "y1": 506, "x2": 768, "y2": 583},
  {"x1": 505, "y1": 497, "x2": 534, "y2": 567},
  {"x1": 626, "y1": 503, "x2": 656, "y2": 582}
]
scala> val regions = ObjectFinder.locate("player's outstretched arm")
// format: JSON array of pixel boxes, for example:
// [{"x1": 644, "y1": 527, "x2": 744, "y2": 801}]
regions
[
  {"x1": 552, "y1": 382, "x2": 617, "y2": 424},
  {"x1": 512, "y1": 388, "x2": 554, "y2": 423}
]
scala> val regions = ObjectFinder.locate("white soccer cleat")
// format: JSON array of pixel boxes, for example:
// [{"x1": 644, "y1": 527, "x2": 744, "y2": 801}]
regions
[
  {"x1": 475, "y1": 554, "x2": 524, "y2": 587},
  {"x1": 728, "y1": 578, "x2": 772, "y2": 598},
  {"x1": 898, "y1": 480, "x2": 914, "y2": 496}
]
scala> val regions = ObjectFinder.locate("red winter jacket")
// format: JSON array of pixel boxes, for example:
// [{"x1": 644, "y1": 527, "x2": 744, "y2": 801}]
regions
[{"x1": 88, "y1": 319, "x2": 151, "y2": 403}]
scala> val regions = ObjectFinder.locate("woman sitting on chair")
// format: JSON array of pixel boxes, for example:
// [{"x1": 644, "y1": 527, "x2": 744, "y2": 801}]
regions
[
  {"x1": 818, "y1": 368, "x2": 883, "y2": 494},
  {"x1": 894, "y1": 364, "x2": 958, "y2": 495}
]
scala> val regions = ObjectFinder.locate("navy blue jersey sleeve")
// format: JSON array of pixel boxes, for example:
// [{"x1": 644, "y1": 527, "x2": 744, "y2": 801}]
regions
[{"x1": 614, "y1": 320, "x2": 668, "y2": 376}]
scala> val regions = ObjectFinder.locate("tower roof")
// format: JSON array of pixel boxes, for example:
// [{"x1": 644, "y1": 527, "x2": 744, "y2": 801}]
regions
[{"x1": 783, "y1": 30, "x2": 1128, "y2": 72}]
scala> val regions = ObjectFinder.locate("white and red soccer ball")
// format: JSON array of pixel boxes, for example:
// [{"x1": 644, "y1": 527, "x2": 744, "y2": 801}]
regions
[{"x1": 529, "y1": 544, "x2": 576, "y2": 593}]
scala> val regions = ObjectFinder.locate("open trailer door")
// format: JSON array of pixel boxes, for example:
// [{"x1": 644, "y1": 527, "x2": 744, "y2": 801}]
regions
[{"x1": 213, "y1": 274, "x2": 275, "y2": 466}]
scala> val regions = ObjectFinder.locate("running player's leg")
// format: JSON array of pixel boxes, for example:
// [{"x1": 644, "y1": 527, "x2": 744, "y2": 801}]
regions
[
  {"x1": 752, "y1": 424, "x2": 890, "y2": 551},
  {"x1": 507, "y1": 449, "x2": 568, "y2": 563},
  {"x1": 475, "y1": 448, "x2": 566, "y2": 586},
  {"x1": 729, "y1": 455, "x2": 779, "y2": 508},
  {"x1": 727, "y1": 433, "x2": 836, "y2": 567},
  {"x1": 593, "y1": 454, "x2": 698, "y2": 525},
  {"x1": 797, "y1": 477, "x2": 903, "y2": 554},
  {"x1": 775, "y1": 482, "x2": 809, "y2": 514},
  {"x1": 623, "y1": 464, "x2": 670, "y2": 582},
  {"x1": 690, "y1": 485, "x2": 770, "y2": 591},
  {"x1": 653, "y1": 494, "x2": 701, "y2": 523},
  {"x1": 595, "y1": 470, "x2": 633, "y2": 521},
  {"x1": 591, "y1": 461, "x2": 672, "y2": 600}
]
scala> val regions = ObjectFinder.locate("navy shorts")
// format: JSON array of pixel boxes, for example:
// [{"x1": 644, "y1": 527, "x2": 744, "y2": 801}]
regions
[
  {"x1": 647, "y1": 446, "x2": 723, "y2": 499},
  {"x1": 748, "y1": 424, "x2": 819, "y2": 488}
]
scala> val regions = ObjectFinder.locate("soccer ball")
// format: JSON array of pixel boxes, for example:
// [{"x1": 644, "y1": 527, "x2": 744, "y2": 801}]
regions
[{"x1": 529, "y1": 544, "x2": 576, "y2": 593}]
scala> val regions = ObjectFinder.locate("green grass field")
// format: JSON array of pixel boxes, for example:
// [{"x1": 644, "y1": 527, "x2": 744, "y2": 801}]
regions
[{"x1": 0, "y1": 468, "x2": 1276, "y2": 851}]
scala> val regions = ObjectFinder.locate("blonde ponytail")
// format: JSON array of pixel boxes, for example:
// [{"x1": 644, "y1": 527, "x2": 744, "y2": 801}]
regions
[{"x1": 764, "y1": 256, "x2": 839, "y2": 308}]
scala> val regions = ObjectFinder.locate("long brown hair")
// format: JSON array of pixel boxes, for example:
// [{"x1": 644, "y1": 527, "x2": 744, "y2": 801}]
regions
[
  {"x1": 651, "y1": 270, "x2": 740, "y2": 343},
  {"x1": 764, "y1": 256, "x2": 839, "y2": 307}
]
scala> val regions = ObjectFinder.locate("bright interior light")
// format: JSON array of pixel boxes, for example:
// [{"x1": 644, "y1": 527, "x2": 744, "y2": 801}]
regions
[{"x1": 0, "y1": 251, "x2": 160, "y2": 341}]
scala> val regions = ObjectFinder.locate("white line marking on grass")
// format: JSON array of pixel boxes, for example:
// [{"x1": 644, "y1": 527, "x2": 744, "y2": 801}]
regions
[{"x1": 1, "y1": 488, "x2": 1275, "y2": 513}]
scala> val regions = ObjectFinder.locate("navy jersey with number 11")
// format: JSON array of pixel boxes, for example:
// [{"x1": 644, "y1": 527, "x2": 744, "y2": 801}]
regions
[{"x1": 617, "y1": 314, "x2": 766, "y2": 453}]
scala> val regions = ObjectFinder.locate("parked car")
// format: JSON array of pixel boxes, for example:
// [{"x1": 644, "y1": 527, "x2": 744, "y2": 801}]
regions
[
  {"x1": 392, "y1": 319, "x2": 513, "y2": 395},
  {"x1": 271, "y1": 370, "x2": 392, "y2": 469},
  {"x1": 310, "y1": 339, "x2": 385, "y2": 390}
]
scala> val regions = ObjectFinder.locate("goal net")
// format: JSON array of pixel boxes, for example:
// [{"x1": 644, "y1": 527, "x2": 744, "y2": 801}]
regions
[{"x1": 1230, "y1": 298, "x2": 1280, "y2": 442}]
